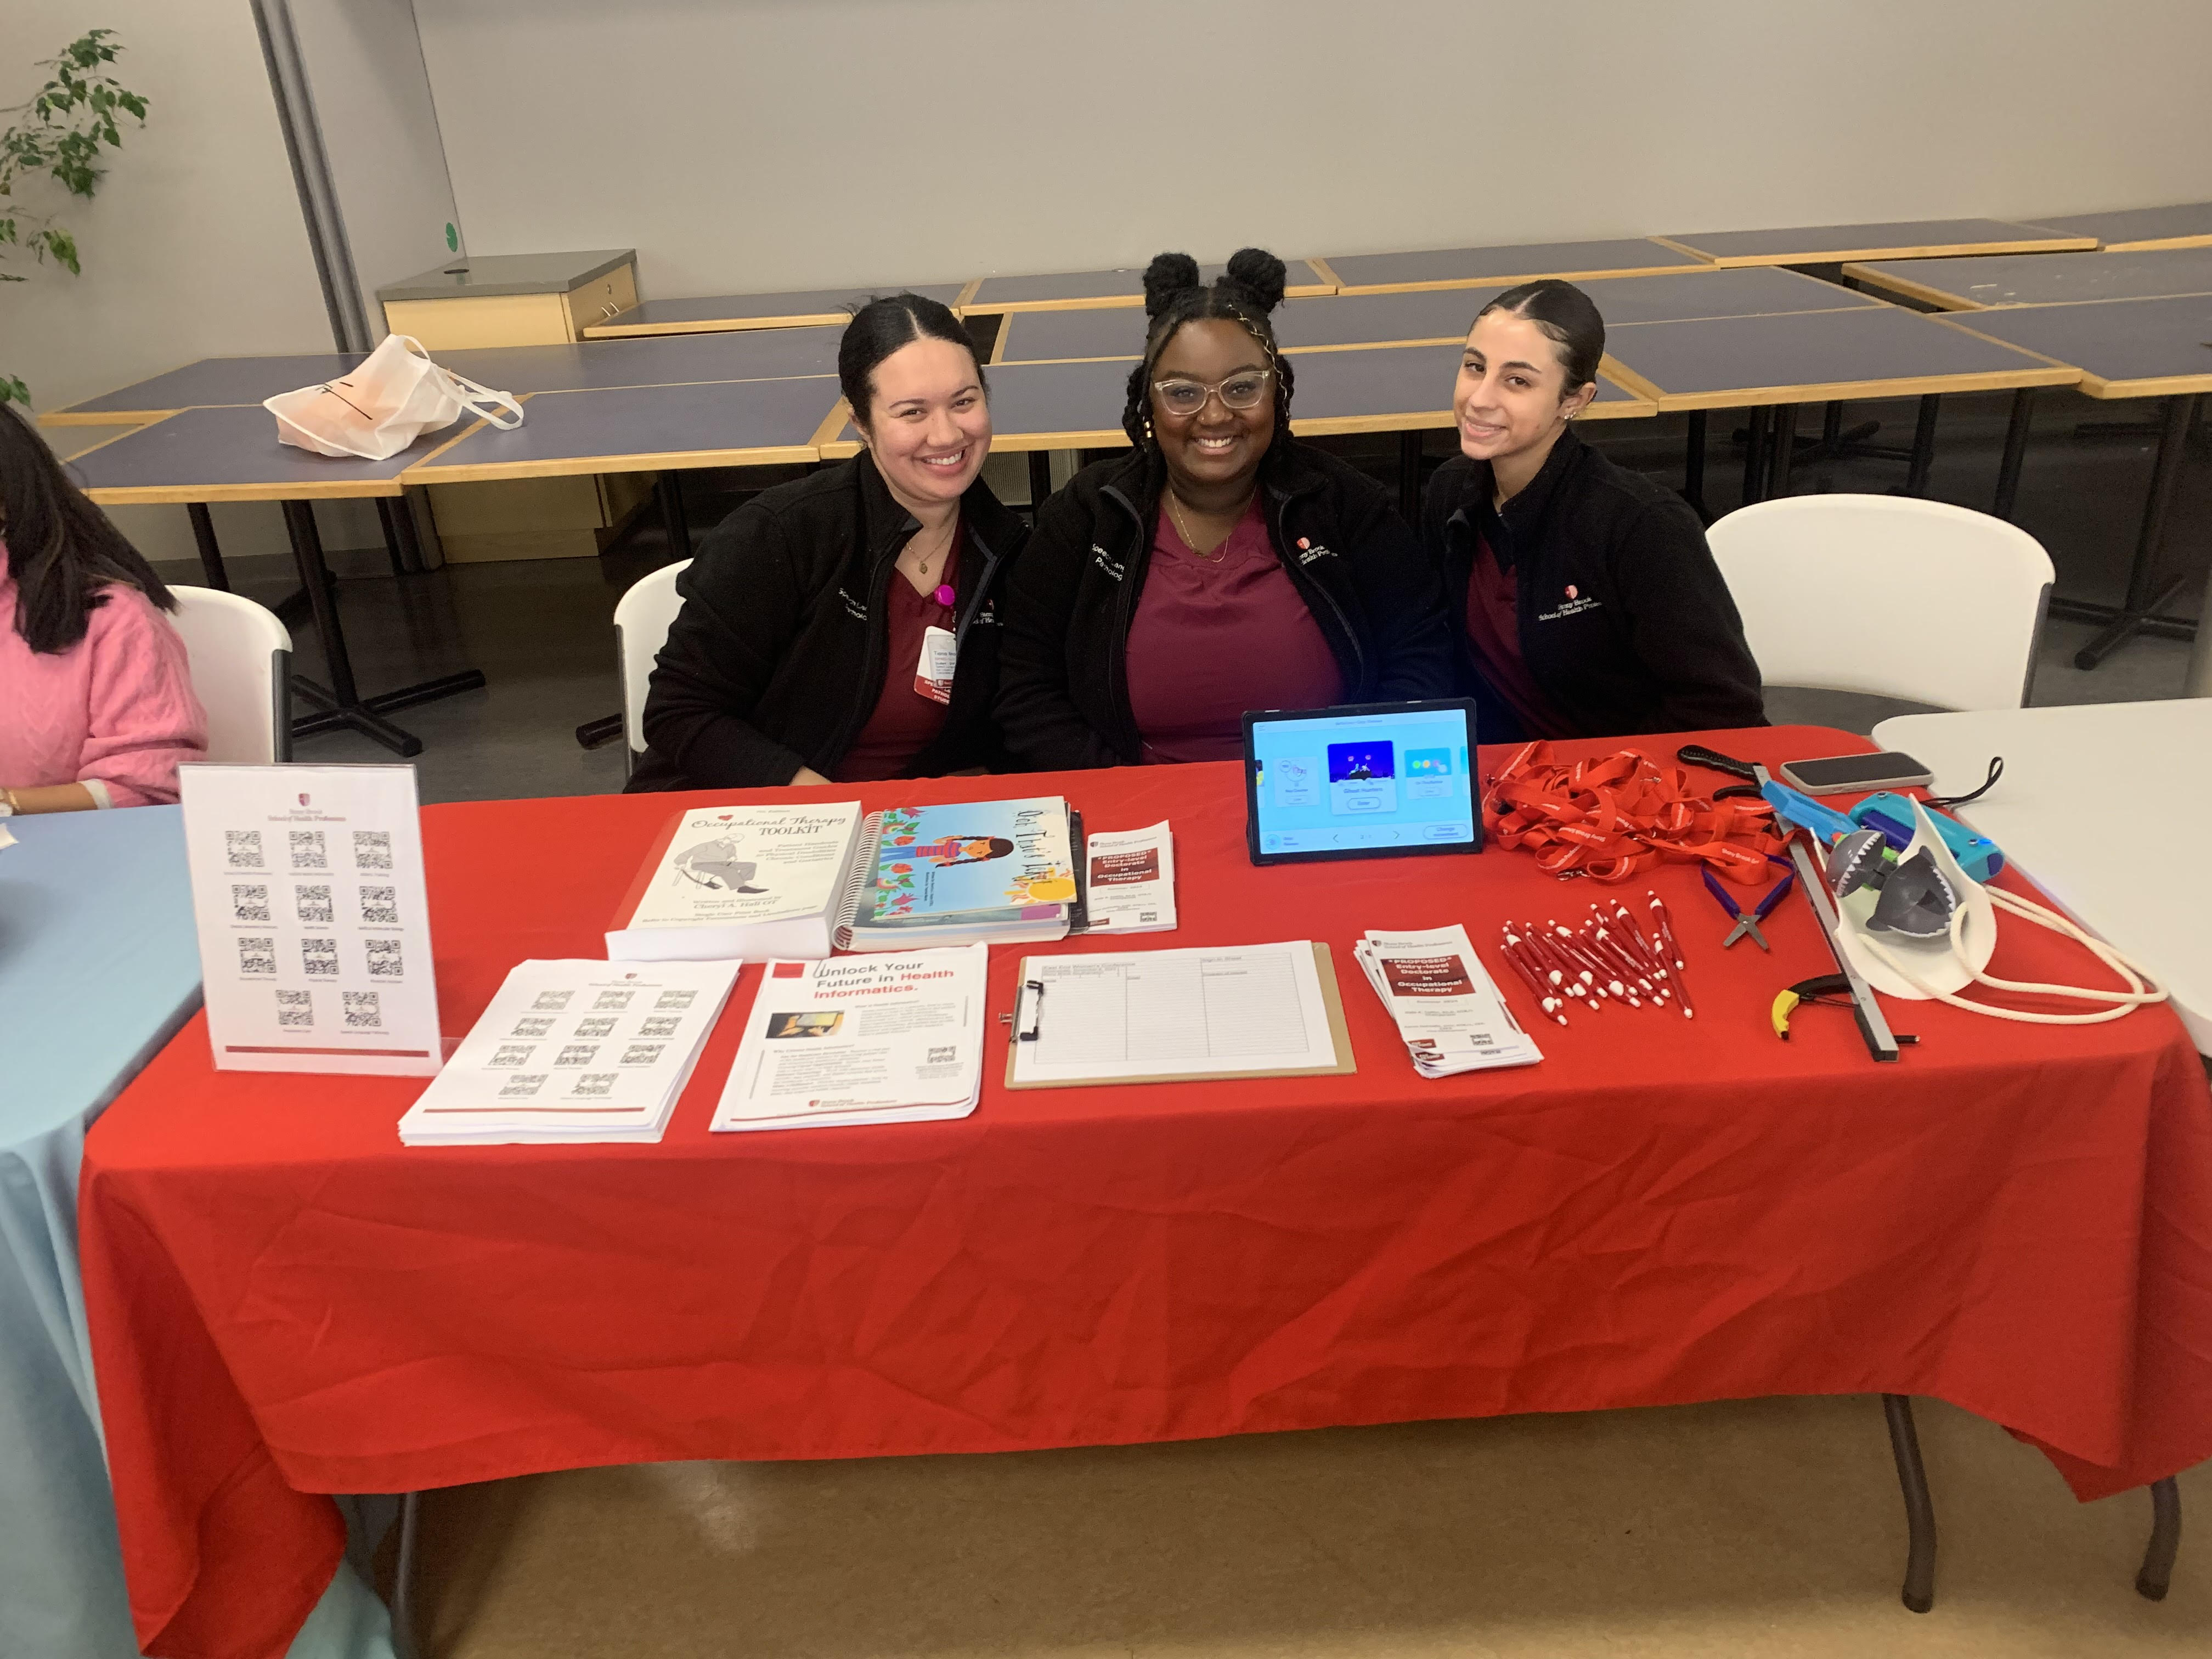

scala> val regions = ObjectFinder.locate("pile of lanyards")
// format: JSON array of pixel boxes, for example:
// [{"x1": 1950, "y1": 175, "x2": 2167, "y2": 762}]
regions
[{"x1": 1482, "y1": 743, "x2": 1790, "y2": 884}]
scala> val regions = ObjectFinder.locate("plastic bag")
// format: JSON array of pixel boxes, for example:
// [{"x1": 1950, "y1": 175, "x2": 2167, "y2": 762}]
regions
[{"x1": 263, "y1": 334, "x2": 522, "y2": 461}]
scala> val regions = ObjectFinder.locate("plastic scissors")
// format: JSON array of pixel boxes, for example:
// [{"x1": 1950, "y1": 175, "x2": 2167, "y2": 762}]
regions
[{"x1": 1702, "y1": 857, "x2": 1795, "y2": 950}]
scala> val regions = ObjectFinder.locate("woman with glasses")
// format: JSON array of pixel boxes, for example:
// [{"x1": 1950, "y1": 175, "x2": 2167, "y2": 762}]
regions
[{"x1": 996, "y1": 249, "x2": 1451, "y2": 769}]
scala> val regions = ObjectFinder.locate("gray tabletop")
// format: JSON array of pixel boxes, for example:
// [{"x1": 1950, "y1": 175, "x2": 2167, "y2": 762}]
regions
[
  {"x1": 1656, "y1": 218, "x2": 2095, "y2": 266},
  {"x1": 1287, "y1": 344, "x2": 1652, "y2": 435},
  {"x1": 376, "y1": 250, "x2": 634, "y2": 300},
  {"x1": 586, "y1": 281, "x2": 973, "y2": 337},
  {"x1": 67, "y1": 404, "x2": 449, "y2": 501},
  {"x1": 48, "y1": 353, "x2": 368, "y2": 422},
  {"x1": 1602, "y1": 304, "x2": 2080, "y2": 410},
  {"x1": 1317, "y1": 238, "x2": 1704, "y2": 294},
  {"x1": 966, "y1": 259, "x2": 1334, "y2": 311},
  {"x1": 994, "y1": 307, "x2": 1146, "y2": 363},
  {"x1": 438, "y1": 326, "x2": 842, "y2": 393},
  {"x1": 1844, "y1": 246, "x2": 2212, "y2": 311},
  {"x1": 402, "y1": 378, "x2": 843, "y2": 482},
  {"x1": 1935, "y1": 296, "x2": 2212, "y2": 398},
  {"x1": 2016, "y1": 202, "x2": 2212, "y2": 252}
]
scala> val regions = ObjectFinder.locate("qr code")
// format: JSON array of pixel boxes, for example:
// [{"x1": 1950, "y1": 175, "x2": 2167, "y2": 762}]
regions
[
  {"x1": 533, "y1": 990, "x2": 574, "y2": 1012},
  {"x1": 225, "y1": 830, "x2": 264, "y2": 870},
  {"x1": 230, "y1": 883, "x2": 270, "y2": 923},
  {"x1": 511, "y1": 1016, "x2": 555, "y2": 1038},
  {"x1": 555, "y1": 1043, "x2": 599, "y2": 1067},
  {"x1": 927, "y1": 1046, "x2": 956, "y2": 1064},
  {"x1": 358, "y1": 885, "x2": 398, "y2": 926},
  {"x1": 638, "y1": 1015, "x2": 681, "y2": 1038},
  {"x1": 619, "y1": 1043, "x2": 665, "y2": 1067},
  {"x1": 593, "y1": 989, "x2": 636, "y2": 1011},
  {"x1": 342, "y1": 990, "x2": 381, "y2": 1029},
  {"x1": 289, "y1": 830, "x2": 327, "y2": 871},
  {"x1": 295, "y1": 884, "x2": 334, "y2": 924},
  {"x1": 353, "y1": 830, "x2": 393, "y2": 871},
  {"x1": 569, "y1": 1073, "x2": 618, "y2": 1098},
  {"x1": 654, "y1": 989, "x2": 698, "y2": 1011},
  {"x1": 498, "y1": 1074, "x2": 546, "y2": 1098},
  {"x1": 574, "y1": 1016, "x2": 617, "y2": 1038},
  {"x1": 238, "y1": 936, "x2": 276, "y2": 978},
  {"x1": 365, "y1": 939, "x2": 404, "y2": 979},
  {"x1": 489, "y1": 1044, "x2": 534, "y2": 1067},
  {"x1": 301, "y1": 937, "x2": 340, "y2": 977},
  {"x1": 276, "y1": 989, "x2": 313, "y2": 1029}
]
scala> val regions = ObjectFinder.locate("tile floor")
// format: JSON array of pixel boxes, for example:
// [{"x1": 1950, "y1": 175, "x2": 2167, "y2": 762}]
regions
[{"x1": 153, "y1": 385, "x2": 2207, "y2": 1656}]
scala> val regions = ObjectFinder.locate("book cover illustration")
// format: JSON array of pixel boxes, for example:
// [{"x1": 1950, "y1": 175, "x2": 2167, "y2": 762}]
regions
[
  {"x1": 868, "y1": 799, "x2": 1076, "y2": 922},
  {"x1": 628, "y1": 804, "x2": 860, "y2": 929}
]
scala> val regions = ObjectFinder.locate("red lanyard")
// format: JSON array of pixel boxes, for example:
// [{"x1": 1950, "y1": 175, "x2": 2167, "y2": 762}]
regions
[{"x1": 1482, "y1": 742, "x2": 1790, "y2": 884}]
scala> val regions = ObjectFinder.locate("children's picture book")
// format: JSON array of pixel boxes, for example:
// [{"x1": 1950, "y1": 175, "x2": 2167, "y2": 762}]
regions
[{"x1": 833, "y1": 797, "x2": 1077, "y2": 951}]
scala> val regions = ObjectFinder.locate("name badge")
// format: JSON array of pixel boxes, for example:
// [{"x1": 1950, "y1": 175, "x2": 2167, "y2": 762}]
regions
[{"x1": 914, "y1": 624, "x2": 957, "y2": 705}]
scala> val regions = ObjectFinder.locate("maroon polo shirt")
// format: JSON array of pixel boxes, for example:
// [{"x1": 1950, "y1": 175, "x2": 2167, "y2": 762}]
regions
[
  {"x1": 834, "y1": 533, "x2": 960, "y2": 782},
  {"x1": 1125, "y1": 500, "x2": 1344, "y2": 764},
  {"x1": 1464, "y1": 532, "x2": 1572, "y2": 740}
]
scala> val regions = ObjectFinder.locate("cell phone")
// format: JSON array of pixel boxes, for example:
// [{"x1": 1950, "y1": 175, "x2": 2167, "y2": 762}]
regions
[{"x1": 1778, "y1": 751, "x2": 1934, "y2": 795}]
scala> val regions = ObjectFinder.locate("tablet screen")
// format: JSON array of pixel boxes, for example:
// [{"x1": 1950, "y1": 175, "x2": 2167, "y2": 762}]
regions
[{"x1": 1244, "y1": 699, "x2": 1481, "y2": 864}]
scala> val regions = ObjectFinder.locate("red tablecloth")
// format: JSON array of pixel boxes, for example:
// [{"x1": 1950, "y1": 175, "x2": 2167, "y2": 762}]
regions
[{"x1": 81, "y1": 729, "x2": 2212, "y2": 1659}]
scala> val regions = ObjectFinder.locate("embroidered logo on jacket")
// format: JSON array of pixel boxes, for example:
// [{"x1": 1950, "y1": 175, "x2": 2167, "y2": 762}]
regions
[
  {"x1": 1090, "y1": 544, "x2": 1125, "y2": 580},
  {"x1": 1536, "y1": 584, "x2": 1602, "y2": 623},
  {"x1": 839, "y1": 587, "x2": 867, "y2": 621},
  {"x1": 970, "y1": 601, "x2": 998, "y2": 627},
  {"x1": 1294, "y1": 537, "x2": 1334, "y2": 566}
]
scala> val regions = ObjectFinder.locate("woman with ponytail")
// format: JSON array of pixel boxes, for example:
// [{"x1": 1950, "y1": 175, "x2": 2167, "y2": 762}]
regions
[
  {"x1": 1, "y1": 405, "x2": 206, "y2": 815},
  {"x1": 995, "y1": 249, "x2": 1451, "y2": 770}
]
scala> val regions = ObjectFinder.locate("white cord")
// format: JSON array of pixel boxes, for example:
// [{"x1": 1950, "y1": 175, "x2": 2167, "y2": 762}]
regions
[{"x1": 1859, "y1": 885, "x2": 2167, "y2": 1024}]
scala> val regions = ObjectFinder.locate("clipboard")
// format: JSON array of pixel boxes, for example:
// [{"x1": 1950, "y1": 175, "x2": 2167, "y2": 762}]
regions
[{"x1": 1002, "y1": 941, "x2": 1357, "y2": 1090}]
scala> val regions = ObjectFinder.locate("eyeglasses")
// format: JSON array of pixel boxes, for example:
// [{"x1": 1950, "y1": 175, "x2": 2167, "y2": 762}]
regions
[{"x1": 1152, "y1": 368, "x2": 1275, "y2": 417}]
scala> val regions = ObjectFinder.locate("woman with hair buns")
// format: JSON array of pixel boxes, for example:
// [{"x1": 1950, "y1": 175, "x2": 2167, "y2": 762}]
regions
[
  {"x1": 995, "y1": 249, "x2": 1452, "y2": 771},
  {"x1": 1423, "y1": 278, "x2": 1763, "y2": 742}
]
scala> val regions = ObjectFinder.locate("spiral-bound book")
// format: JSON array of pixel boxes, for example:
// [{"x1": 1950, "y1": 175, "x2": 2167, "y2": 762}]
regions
[
  {"x1": 608, "y1": 802, "x2": 865, "y2": 962},
  {"x1": 832, "y1": 797, "x2": 1080, "y2": 951}
]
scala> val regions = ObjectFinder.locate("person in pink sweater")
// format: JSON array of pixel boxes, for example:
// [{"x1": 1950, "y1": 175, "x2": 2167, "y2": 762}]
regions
[{"x1": 2, "y1": 406, "x2": 207, "y2": 814}]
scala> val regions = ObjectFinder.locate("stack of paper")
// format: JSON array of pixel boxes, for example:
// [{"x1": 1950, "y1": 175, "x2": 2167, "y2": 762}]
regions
[
  {"x1": 398, "y1": 958, "x2": 741, "y2": 1145},
  {"x1": 608, "y1": 802, "x2": 864, "y2": 962},
  {"x1": 713, "y1": 943, "x2": 988, "y2": 1132},
  {"x1": 1075, "y1": 820, "x2": 1177, "y2": 934},
  {"x1": 1354, "y1": 925, "x2": 1542, "y2": 1077}
]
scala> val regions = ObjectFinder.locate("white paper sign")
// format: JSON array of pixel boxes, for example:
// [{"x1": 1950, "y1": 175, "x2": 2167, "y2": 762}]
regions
[{"x1": 179, "y1": 763, "x2": 441, "y2": 1075}]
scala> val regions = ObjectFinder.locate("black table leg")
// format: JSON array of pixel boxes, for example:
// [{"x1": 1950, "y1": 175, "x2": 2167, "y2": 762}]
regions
[
  {"x1": 2138, "y1": 1476, "x2": 2182, "y2": 1600},
  {"x1": 389, "y1": 1490, "x2": 425, "y2": 1659},
  {"x1": 1994, "y1": 388, "x2": 2035, "y2": 521},
  {"x1": 658, "y1": 471, "x2": 692, "y2": 557},
  {"x1": 376, "y1": 495, "x2": 426, "y2": 575},
  {"x1": 1741, "y1": 407, "x2": 1771, "y2": 505},
  {"x1": 279, "y1": 499, "x2": 486, "y2": 757},
  {"x1": 2049, "y1": 396, "x2": 2198, "y2": 668},
  {"x1": 1397, "y1": 431, "x2": 1423, "y2": 521},
  {"x1": 1028, "y1": 451, "x2": 1053, "y2": 517},
  {"x1": 1768, "y1": 404, "x2": 1798, "y2": 499},
  {"x1": 1822, "y1": 402, "x2": 1843, "y2": 445},
  {"x1": 1683, "y1": 410, "x2": 1708, "y2": 521},
  {"x1": 575, "y1": 714, "x2": 624, "y2": 749},
  {"x1": 1883, "y1": 1394, "x2": 1937, "y2": 1613},
  {"x1": 1904, "y1": 396, "x2": 1941, "y2": 496},
  {"x1": 186, "y1": 503, "x2": 231, "y2": 591}
]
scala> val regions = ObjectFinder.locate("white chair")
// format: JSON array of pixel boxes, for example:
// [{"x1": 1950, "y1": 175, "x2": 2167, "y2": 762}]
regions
[
  {"x1": 615, "y1": 560, "x2": 691, "y2": 776},
  {"x1": 1707, "y1": 495, "x2": 2055, "y2": 712},
  {"x1": 166, "y1": 586, "x2": 293, "y2": 763}
]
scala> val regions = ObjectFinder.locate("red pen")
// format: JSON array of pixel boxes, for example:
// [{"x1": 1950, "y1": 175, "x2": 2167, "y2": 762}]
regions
[
  {"x1": 1605, "y1": 901, "x2": 1667, "y2": 976},
  {"x1": 1587, "y1": 912, "x2": 1663, "y2": 1000},
  {"x1": 1553, "y1": 920, "x2": 1637, "y2": 1007},
  {"x1": 1646, "y1": 892, "x2": 1696, "y2": 1019},
  {"x1": 1524, "y1": 923, "x2": 1602, "y2": 1009},
  {"x1": 1496, "y1": 929, "x2": 1569, "y2": 1026}
]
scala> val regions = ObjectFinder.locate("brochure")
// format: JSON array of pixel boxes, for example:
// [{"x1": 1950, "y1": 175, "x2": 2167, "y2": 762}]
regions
[
  {"x1": 1354, "y1": 925, "x2": 1543, "y2": 1077},
  {"x1": 1077, "y1": 820, "x2": 1177, "y2": 934}
]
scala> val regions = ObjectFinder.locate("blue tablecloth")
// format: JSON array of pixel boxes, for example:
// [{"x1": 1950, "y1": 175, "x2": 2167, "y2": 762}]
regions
[{"x1": 0, "y1": 807, "x2": 396, "y2": 1659}]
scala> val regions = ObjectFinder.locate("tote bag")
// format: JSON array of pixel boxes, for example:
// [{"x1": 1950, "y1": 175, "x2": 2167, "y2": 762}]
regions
[{"x1": 264, "y1": 334, "x2": 523, "y2": 461}]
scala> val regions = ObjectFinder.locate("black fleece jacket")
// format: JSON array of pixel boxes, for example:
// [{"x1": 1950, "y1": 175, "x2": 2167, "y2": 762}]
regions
[
  {"x1": 628, "y1": 452, "x2": 1027, "y2": 791},
  {"x1": 1420, "y1": 427, "x2": 1765, "y2": 742},
  {"x1": 996, "y1": 441, "x2": 1455, "y2": 771}
]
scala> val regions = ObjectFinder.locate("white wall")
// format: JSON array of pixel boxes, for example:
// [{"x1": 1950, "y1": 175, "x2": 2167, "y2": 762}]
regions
[
  {"x1": 415, "y1": 0, "x2": 2212, "y2": 298},
  {"x1": 2, "y1": 1, "x2": 371, "y2": 563}
]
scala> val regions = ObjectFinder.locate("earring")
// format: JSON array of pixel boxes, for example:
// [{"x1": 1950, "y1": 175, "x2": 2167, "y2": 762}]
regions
[{"x1": 1143, "y1": 414, "x2": 1154, "y2": 445}]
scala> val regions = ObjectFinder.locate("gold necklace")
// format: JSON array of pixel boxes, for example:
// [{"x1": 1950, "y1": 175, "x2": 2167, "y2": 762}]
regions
[
  {"x1": 1164, "y1": 488, "x2": 1250, "y2": 562},
  {"x1": 905, "y1": 517, "x2": 956, "y2": 582}
]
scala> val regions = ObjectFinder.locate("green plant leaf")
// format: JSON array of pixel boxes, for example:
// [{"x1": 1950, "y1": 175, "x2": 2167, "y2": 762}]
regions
[{"x1": 0, "y1": 374, "x2": 30, "y2": 406}]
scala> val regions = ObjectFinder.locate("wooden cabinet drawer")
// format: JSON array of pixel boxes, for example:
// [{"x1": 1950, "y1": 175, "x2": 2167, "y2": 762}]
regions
[{"x1": 561, "y1": 263, "x2": 639, "y2": 338}]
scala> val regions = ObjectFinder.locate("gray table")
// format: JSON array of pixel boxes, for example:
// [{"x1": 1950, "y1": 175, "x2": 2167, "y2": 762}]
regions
[
  {"x1": 585, "y1": 281, "x2": 974, "y2": 338},
  {"x1": 46, "y1": 354, "x2": 369, "y2": 425},
  {"x1": 964, "y1": 258, "x2": 1335, "y2": 312},
  {"x1": 1315, "y1": 237, "x2": 1705, "y2": 294},
  {"x1": 995, "y1": 267, "x2": 1879, "y2": 364},
  {"x1": 404, "y1": 378, "x2": 842, "y2": 557},
  {"x1": 1603, "y1": 302, "x2": 2077, "y2": 514},
  {"x1": 2017, "y1": 202, "x2": 2212, "y2": 253},
  {"x1": 1845, "y1": 246, "x2": 2212, "y2": 311},
  {"x1": 1655, "y1": 218, "x2": 2096, "y2": 267},
  {"x1": 1937, "y1": 296, "x2": 2212, "y2": 673},
  {"x1": 67, "y1": 407, "x2": 488, "y2": 755}
]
